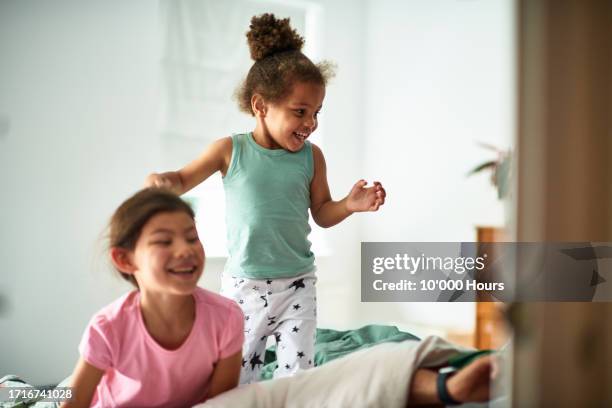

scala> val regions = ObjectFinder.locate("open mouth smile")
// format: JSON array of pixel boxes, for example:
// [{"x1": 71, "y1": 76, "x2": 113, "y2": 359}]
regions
[
  {"x1": 293, "y1": 131, "x2": 309, "y2": 142},
  {"x1": 167, "y1": 266, "x2": 197, "y2": 277}
]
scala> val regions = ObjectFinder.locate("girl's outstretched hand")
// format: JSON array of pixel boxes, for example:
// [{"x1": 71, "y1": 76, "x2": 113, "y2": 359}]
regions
[{"x1": 346, "y1": 180, "x2": 386, "y2": 213}]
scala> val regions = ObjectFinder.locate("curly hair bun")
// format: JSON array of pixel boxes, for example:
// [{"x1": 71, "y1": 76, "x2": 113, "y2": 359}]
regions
[{"x1": 246, "y1": 13, "x2": 304, "y2": 61}]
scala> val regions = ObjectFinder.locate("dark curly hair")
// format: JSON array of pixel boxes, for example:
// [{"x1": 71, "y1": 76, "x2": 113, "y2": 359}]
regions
[{"x1": 236, "y1": 13, "x2": 335, "y2": 115}]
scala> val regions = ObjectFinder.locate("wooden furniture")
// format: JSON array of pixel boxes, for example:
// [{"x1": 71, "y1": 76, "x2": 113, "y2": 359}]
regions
[{"x1": 474, "y1": 226, "x2": 509, "y2": 349}]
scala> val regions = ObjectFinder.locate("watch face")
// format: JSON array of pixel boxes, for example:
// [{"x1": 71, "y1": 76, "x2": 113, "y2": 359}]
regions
[{"x1": 439, "y1": 366, "x2": 458, "y2": 374}]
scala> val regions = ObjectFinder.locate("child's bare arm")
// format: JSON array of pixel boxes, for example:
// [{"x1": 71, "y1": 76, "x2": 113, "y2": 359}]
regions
[
  {"x1": 60, "y1": 358, "x2": 104, "y2": 408},
  {"x1": 145, "y1": 137, "x2": 233, "y2": 194},
  {"x1": 310, "y1": 144, "x2": 386, "y2": 228},
  {"x1": 205, "y1": 350, "x2": 242, "y2": 400}
]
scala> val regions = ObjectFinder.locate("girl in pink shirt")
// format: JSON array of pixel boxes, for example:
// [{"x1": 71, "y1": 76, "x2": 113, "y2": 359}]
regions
[{"x1": 62, "y1": 188, "x2": 244, "y2": 408}]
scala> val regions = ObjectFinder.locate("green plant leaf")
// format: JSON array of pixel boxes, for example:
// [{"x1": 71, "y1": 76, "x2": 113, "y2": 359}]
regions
[{"x1": 467, "y1": 160, "x2": 497, "y2": 176}]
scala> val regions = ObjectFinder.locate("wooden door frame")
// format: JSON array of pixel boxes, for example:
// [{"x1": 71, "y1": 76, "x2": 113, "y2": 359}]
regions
[{"x1": 514, "y1": 0, "x2": 612, "y2": 405}]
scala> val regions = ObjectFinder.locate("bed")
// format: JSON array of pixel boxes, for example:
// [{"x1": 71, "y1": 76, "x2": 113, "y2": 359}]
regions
[{"x1": 1, "y1": 325, "x2": 501, "y2": 408}]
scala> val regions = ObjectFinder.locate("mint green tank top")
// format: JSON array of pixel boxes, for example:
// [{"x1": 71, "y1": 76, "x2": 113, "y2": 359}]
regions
[{"x1": 223, "y1": 133, "x2": 315, "y2": 279}]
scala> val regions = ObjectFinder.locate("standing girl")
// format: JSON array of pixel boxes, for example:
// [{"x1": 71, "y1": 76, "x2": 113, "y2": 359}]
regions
[
  {"x1": 145, "y1": 13, "x2": 386, "y2": 384},
  {"x1": 63, "y1": 189, "x2": 244, "y2": 408}
]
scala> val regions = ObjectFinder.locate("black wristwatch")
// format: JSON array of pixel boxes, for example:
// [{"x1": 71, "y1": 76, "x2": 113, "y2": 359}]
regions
[{"x1": 437, "y1": 367, "x2": 462, "y2": 406}]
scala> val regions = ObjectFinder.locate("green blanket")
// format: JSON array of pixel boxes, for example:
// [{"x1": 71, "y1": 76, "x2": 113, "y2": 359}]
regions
[
  {"x1": 260, "y1": 325, "x2": 493, "y2": 380},
  {"x1": 260, "y1": 324, "x2": 420, "y2": 380}
]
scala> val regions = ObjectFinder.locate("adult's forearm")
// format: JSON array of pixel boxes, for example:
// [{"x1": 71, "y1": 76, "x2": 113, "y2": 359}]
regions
[{"x1": 406, "y1": 368, "x2": 442, "y2": 406}]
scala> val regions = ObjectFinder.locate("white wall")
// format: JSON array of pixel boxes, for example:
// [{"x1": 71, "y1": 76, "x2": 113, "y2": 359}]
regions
[
  {"x1": 357, "y1": 0, "x2": 515, "y2": 330},
  {"x1": 0, "y1": 0, "x2": 162, "y2": 384},
  {"x1": 0, "y1": 0, "x2": 513, "y2": 385}
]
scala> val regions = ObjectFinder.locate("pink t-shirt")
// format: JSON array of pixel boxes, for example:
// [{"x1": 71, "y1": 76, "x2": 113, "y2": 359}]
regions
[{"x1": 78, "y1": 287, "x2": 244, "y2": 408}]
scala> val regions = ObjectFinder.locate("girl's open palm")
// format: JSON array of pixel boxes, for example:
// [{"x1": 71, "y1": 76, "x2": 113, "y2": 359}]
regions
[{"x1": 346, "y1": 180, "x2": 386, "y2": 213}]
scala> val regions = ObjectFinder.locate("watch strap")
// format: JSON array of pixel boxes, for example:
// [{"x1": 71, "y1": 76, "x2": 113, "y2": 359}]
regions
[{"x1": 437, "y1": 370, "x2": 462, "y2": 406}]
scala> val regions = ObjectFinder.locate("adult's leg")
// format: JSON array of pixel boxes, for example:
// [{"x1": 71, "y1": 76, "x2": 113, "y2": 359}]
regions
[{"x1": 198, "y1": 337, "x2": 498, "y2": 408}]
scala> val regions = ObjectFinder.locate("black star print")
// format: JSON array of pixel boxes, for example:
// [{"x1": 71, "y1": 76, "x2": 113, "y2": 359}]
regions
[
  {"x1": 239, "y1": 279, "x2": 244, "y2": 284},
  {"x1": 267, "y1": 291, "x2": 272, "y2": 295},
  {"x1": 249, "y1": 352, "x2": 263, "y2": 370},
  {"x1": 239, "y1": 299, "x2": 244, "y2": 304},
  {"x1": 285, "y1": 363, "x2": 290, "y2": 369},
  {"x1": 245, "y1": 315, "x2": 250, "y2": 321},
  {"x1": 267, "y1": 316, "x2": 277, "y2": 326},
  {"x1": 241, "y1": 358, "x2": 247, "y2": 367},
  {"x1": 260, "y1": 295, "x2": 268, "y2": 307},
  {"x1": 292, "y1": 304, "x2": 301, "y2": 310},
  {"x1": 297, "y1": 351, "x2": 305, "y2": 358},
  {"x1": 252, "y1": 285, "x2": 259, "y2": 291},
  {"x1": 274, "y1": 332, "x2": 282, "y2": 343},
  {"x1": 266, "y1": 279, "x2": 273, "y2": 284},
  {"x1": 308, "y1": 359, "x2": 312, "y2": 365},
  {"x1": 260, "y1": 335, "x2": 266, "y2": 341},
  {"x1": 288, "y1": 278, "x2": 305, "y2": 291},
  {"x1": 292, "y1": 326, "x2": 299, "y2": 333}
]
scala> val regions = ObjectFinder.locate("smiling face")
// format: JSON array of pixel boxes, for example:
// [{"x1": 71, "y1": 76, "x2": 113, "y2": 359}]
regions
[
  {"x1": 254, "y1": 81, "x2": 325, "y2": 152},
  {"x1": 128, "y1": 211, "x2": 205, "y2": 296}
]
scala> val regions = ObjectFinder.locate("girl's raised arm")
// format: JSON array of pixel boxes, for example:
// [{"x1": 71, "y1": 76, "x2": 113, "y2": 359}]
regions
[
  {"x1": 61, "y1": 358, "x2": 104, "y2": 408},
  {"x1": 205, "y1": 349, "x2": 242, "y2": 400},
  {"x1": 310, "y1": 143, "x2": 386, "y2": 228},
  {"x1": 145, "y1": 137, "x2": 233, "y2": 195}
]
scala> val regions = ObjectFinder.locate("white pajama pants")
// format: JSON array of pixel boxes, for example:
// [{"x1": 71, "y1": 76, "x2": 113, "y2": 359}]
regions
[{"x1": 221, "y1": 271, "x2": 317, "y2": 384}]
